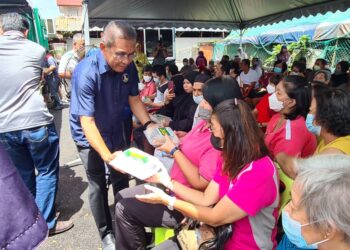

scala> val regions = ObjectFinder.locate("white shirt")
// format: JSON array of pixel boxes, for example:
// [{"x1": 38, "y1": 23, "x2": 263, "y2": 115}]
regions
[
  {"x1": 58, "y1": 50, "x2": 80, "y2": 87},
  {"x1": 240, "y1": 69, "x2": 259, "y2": 86}
]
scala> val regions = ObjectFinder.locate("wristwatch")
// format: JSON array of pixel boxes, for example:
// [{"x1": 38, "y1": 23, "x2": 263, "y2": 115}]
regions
[
  {"x1": 167, "y1": 196, "x2": 176, "y2": 211},
  {"x1": 169, "y1": 146, "x2": 179, "y2": 156}
]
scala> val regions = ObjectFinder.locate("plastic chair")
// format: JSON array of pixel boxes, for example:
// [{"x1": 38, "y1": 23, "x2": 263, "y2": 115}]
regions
[
  {"x1": 154, "y1": 227, "x2": 175, "y2": 246},
  {"x1": 277, "y1": 163, "x2": 294, "y2": 215}
]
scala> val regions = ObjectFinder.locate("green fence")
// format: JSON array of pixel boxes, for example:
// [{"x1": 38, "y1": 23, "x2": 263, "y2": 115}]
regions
[{"x1": 215, "y1": 37, "x2": 350, "y2": 70}]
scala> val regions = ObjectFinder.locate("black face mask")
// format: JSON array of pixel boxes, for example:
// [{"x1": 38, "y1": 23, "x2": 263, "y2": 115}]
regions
[{"x1": 210, "y1": 134, "x2": 223, "y2": 151}]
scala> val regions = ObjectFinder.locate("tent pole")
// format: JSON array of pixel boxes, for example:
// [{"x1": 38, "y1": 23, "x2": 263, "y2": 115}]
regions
[
  {"x1": 172, "y1": 27, "x2": 176, "y2": 61},
  {"x1": 82, "y1": 0, "x2": 90, "y2": 51},
  {"x1": 239, "y1": 29, "x2": 243, "y2": 49}
]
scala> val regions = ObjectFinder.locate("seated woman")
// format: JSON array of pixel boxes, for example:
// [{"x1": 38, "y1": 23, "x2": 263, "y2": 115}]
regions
[
  {"x1": 114, "y1": 77, "x2": 242, "y2": 250},
  {"x1": 137, "y1": 99, "x2": 279, "y2": 250},
  {"x1": 265, "y1": 75, "x2": 317, "y2": 165},
  {"x1": 253, "y1": 74, "x2": 283, "y2": 129},
  {"x1": 280, "y1": 154, "x2": 350, "y2": 250},
  {"x1": 276, "y1": 84, "x2": 350, "y2": 250},
  {"x1": 278, "y1": 83, "x2": 350, "y2": 179},
  {"x1": 159, "y1": 70, "x2": 199, "y2": 132},
  {"x1": 134, "y1": 71, "x2": 198, "y2": 154}
]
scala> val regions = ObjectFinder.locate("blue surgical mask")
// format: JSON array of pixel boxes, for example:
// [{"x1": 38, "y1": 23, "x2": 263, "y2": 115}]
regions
[
  {"x1": 305, "y1": 114, "x2": 321, "y2": 136},
  {"x1": 193, "y1": 95, "x2": 204, "y2": 105},
  {"x1": 282, "y1": 210, "x2": 329, "y2": 249},
  {"x1": 154, "y1": 77, "x2": 160, "y2": 84},
  {"x1": 273, "y1": 67, "x2": 283, "y2": 73}
]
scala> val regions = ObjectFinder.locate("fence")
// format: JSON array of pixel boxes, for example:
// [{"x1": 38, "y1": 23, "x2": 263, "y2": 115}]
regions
[{"x1": 214, "y1": 37, "x2": 350, "y2": 70}]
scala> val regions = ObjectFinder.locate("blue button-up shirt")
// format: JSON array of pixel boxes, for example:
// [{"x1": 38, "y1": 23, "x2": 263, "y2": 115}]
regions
[{"x1": 70, "y1": 49, "x2": 139, "y2": 149}]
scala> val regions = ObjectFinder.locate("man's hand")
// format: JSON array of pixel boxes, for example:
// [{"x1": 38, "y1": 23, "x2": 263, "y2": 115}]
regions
[{"x1": 103, "y1": 151, "x2": 122, "y2": 164}]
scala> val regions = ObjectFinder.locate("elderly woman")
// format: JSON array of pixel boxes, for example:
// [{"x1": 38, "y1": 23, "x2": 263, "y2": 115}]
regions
[{"x1": 280, "y1": 154, "x2": 350, "y2": 250}]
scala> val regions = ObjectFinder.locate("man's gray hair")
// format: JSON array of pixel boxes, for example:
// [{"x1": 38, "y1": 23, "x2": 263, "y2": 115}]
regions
[
  {"x1": 102, "y1": 20, "x2": 136, "y2": 48},
  {"x1": 1, "y1": 12, "x2": 29, "y2": 33},
  {"x1": 295, "y1": 154, "x2": 350, "y2": 243},
  {"x1": 73, "y1": 33, "x2": 84, "y2": 43}
]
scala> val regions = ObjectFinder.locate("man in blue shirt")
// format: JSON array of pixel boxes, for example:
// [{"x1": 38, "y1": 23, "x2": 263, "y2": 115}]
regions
[{"x1": 70, "y1": 21, "x2": 155, "y2": 249}]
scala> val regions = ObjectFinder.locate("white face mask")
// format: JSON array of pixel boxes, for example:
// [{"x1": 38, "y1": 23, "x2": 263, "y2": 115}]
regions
[
  {"x1": 290, "y1": 71, "x2": 299, "y2": 76},
  {"x1": 266, "y1": 84, "x2": 275, "y2": 94},
  {"x1": 268, "y1": 92, "x2": 284, "y2": 112},
  {"x1": 143, "y1": 75, "x2": 152, "y2": 82},
  {"x1": 193, "y1": 95, "x2": 204, "y2": 105}
]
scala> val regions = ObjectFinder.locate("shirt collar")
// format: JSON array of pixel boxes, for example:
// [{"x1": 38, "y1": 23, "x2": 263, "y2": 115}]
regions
[
  {"x1": 97, "y1": 50, "x2": 112, "y2": 74},
  {"x1": 3, "y1": 30, "x2": 25, "y2": 38}
]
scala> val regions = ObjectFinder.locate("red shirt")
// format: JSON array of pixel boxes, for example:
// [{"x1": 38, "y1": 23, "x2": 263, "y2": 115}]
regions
[
  {"x1": 255, "y1": 93, "x2": 276, "y2": 123},
  {"x1": 265, "y1": 114, "x2": 317, "y2": 158},
  {"x1": 139, "y1": 80, "x2": 156, "y2": 99}
]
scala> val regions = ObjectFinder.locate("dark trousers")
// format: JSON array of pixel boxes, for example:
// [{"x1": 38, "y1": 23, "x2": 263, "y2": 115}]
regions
[
  {"x1": 77, "y1": 146, "x2": 129, "y2": 239},
  {"x1": 115, "y1": 184, "x2": 184, "y2": 250}
]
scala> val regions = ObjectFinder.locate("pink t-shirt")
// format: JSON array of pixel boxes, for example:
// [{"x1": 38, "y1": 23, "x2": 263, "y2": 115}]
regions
[
  {"x1": 140, "y1": 80, "x2": 156, "y2": 99},
  {"x1": 265, "y1": 113, "x2": 317, "y2": 158},
  {"x1": 213, "y1": 156, "x2": 279, "y2": 250},
  {"x1": 170, "y1": 120, "x2": 222, "y2": 187}
]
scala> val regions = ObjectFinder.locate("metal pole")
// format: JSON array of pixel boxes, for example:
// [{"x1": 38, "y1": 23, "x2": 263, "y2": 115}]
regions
[
  {"x1": 82, "y1": 0, "x2": 90, "y2": 52},
  {"x1": 172, "y1": 27, "x2": 175, "y2": 60}
]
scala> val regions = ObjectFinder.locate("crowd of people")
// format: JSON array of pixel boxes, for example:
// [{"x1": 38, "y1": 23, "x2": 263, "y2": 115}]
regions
[{"x1": 1, "y1": 12, "x2": 350, "y2": 250}]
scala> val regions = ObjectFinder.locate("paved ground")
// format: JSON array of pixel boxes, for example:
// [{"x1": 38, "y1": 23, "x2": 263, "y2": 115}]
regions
[{"x1": 38, "y1": 107, "x2": 116, "y2": 250}]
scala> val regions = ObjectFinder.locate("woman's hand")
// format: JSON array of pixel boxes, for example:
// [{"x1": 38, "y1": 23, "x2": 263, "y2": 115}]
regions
[
  {"x1": 174, "y1": 131, "x2": 187, "y2": 139},
  {"x1": 165, "y1": 92, "x2": 175, "y2": 103},
  {"x1": 135, "y1": 184, "x2": 170, "y2": 205},
  {"x1": 156, "y1": 135, "x2": 176, "y2": 154},
  {"x1": 145, "y1": 164, "x2": 171, "y2": 187}
]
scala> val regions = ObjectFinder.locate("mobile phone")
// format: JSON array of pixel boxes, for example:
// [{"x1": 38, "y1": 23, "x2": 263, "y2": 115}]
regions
[{"x1": 168, "y1": 81, "x2": 174, "y2": 93}]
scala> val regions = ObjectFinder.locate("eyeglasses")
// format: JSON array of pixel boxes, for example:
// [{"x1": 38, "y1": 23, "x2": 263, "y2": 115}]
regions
[{"x1": 110, "y1": 50, "x2": 136, "y2": 62}]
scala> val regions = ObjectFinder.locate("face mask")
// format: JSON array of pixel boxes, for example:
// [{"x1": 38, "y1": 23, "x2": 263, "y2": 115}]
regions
[
  {"x1": 183, "y1": 62, "x2": 188, "y2": 66},
  {"x1": 273, "y1": 67, "x2": 282, "y2": 73},
  {"x1": 210, "y1": 134, "x2": 223, "y2": 151},
  {"x1": 193, "y1": 95, "x2": 204, "y2": 105},
  {"x1": 282, "y1": 210, "x2": 329, "y2": 249},
  {"x1": 290, "y1": 71, "x2": 299, "y2": 76},
  {"x1": 313, "y1": 65, "x2": 321, "y2": 71},
  {"x1": 198, "y1": 106, "x2": 212, "y2": 121},
  {"x1": 268, "y1": 93, "x2": 284, "y2": 112},
  {"x1": 305, "y1": 114, "x2": 321, "y2": 136},
  {"x1": 266, "y1": 84, "x2": 275, "y2": 94},
  {"x1": 143, "y1": 75, "x2": 152, "y2": 82},
  {"x1": 153, "y1": 77, "x2": 160, "y2": 84}
]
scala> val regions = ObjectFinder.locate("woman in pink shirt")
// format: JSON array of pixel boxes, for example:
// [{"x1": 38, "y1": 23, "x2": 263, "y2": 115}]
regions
[
  {"x1": 265, "y1": 75, "x2": 317, "y2": 164},
  {"x1": 113, "y1": 76, "x2": 242, "y2": 250},
  {"x1": 137, "y1": 99, "x2": 279, "y2": 250}
]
